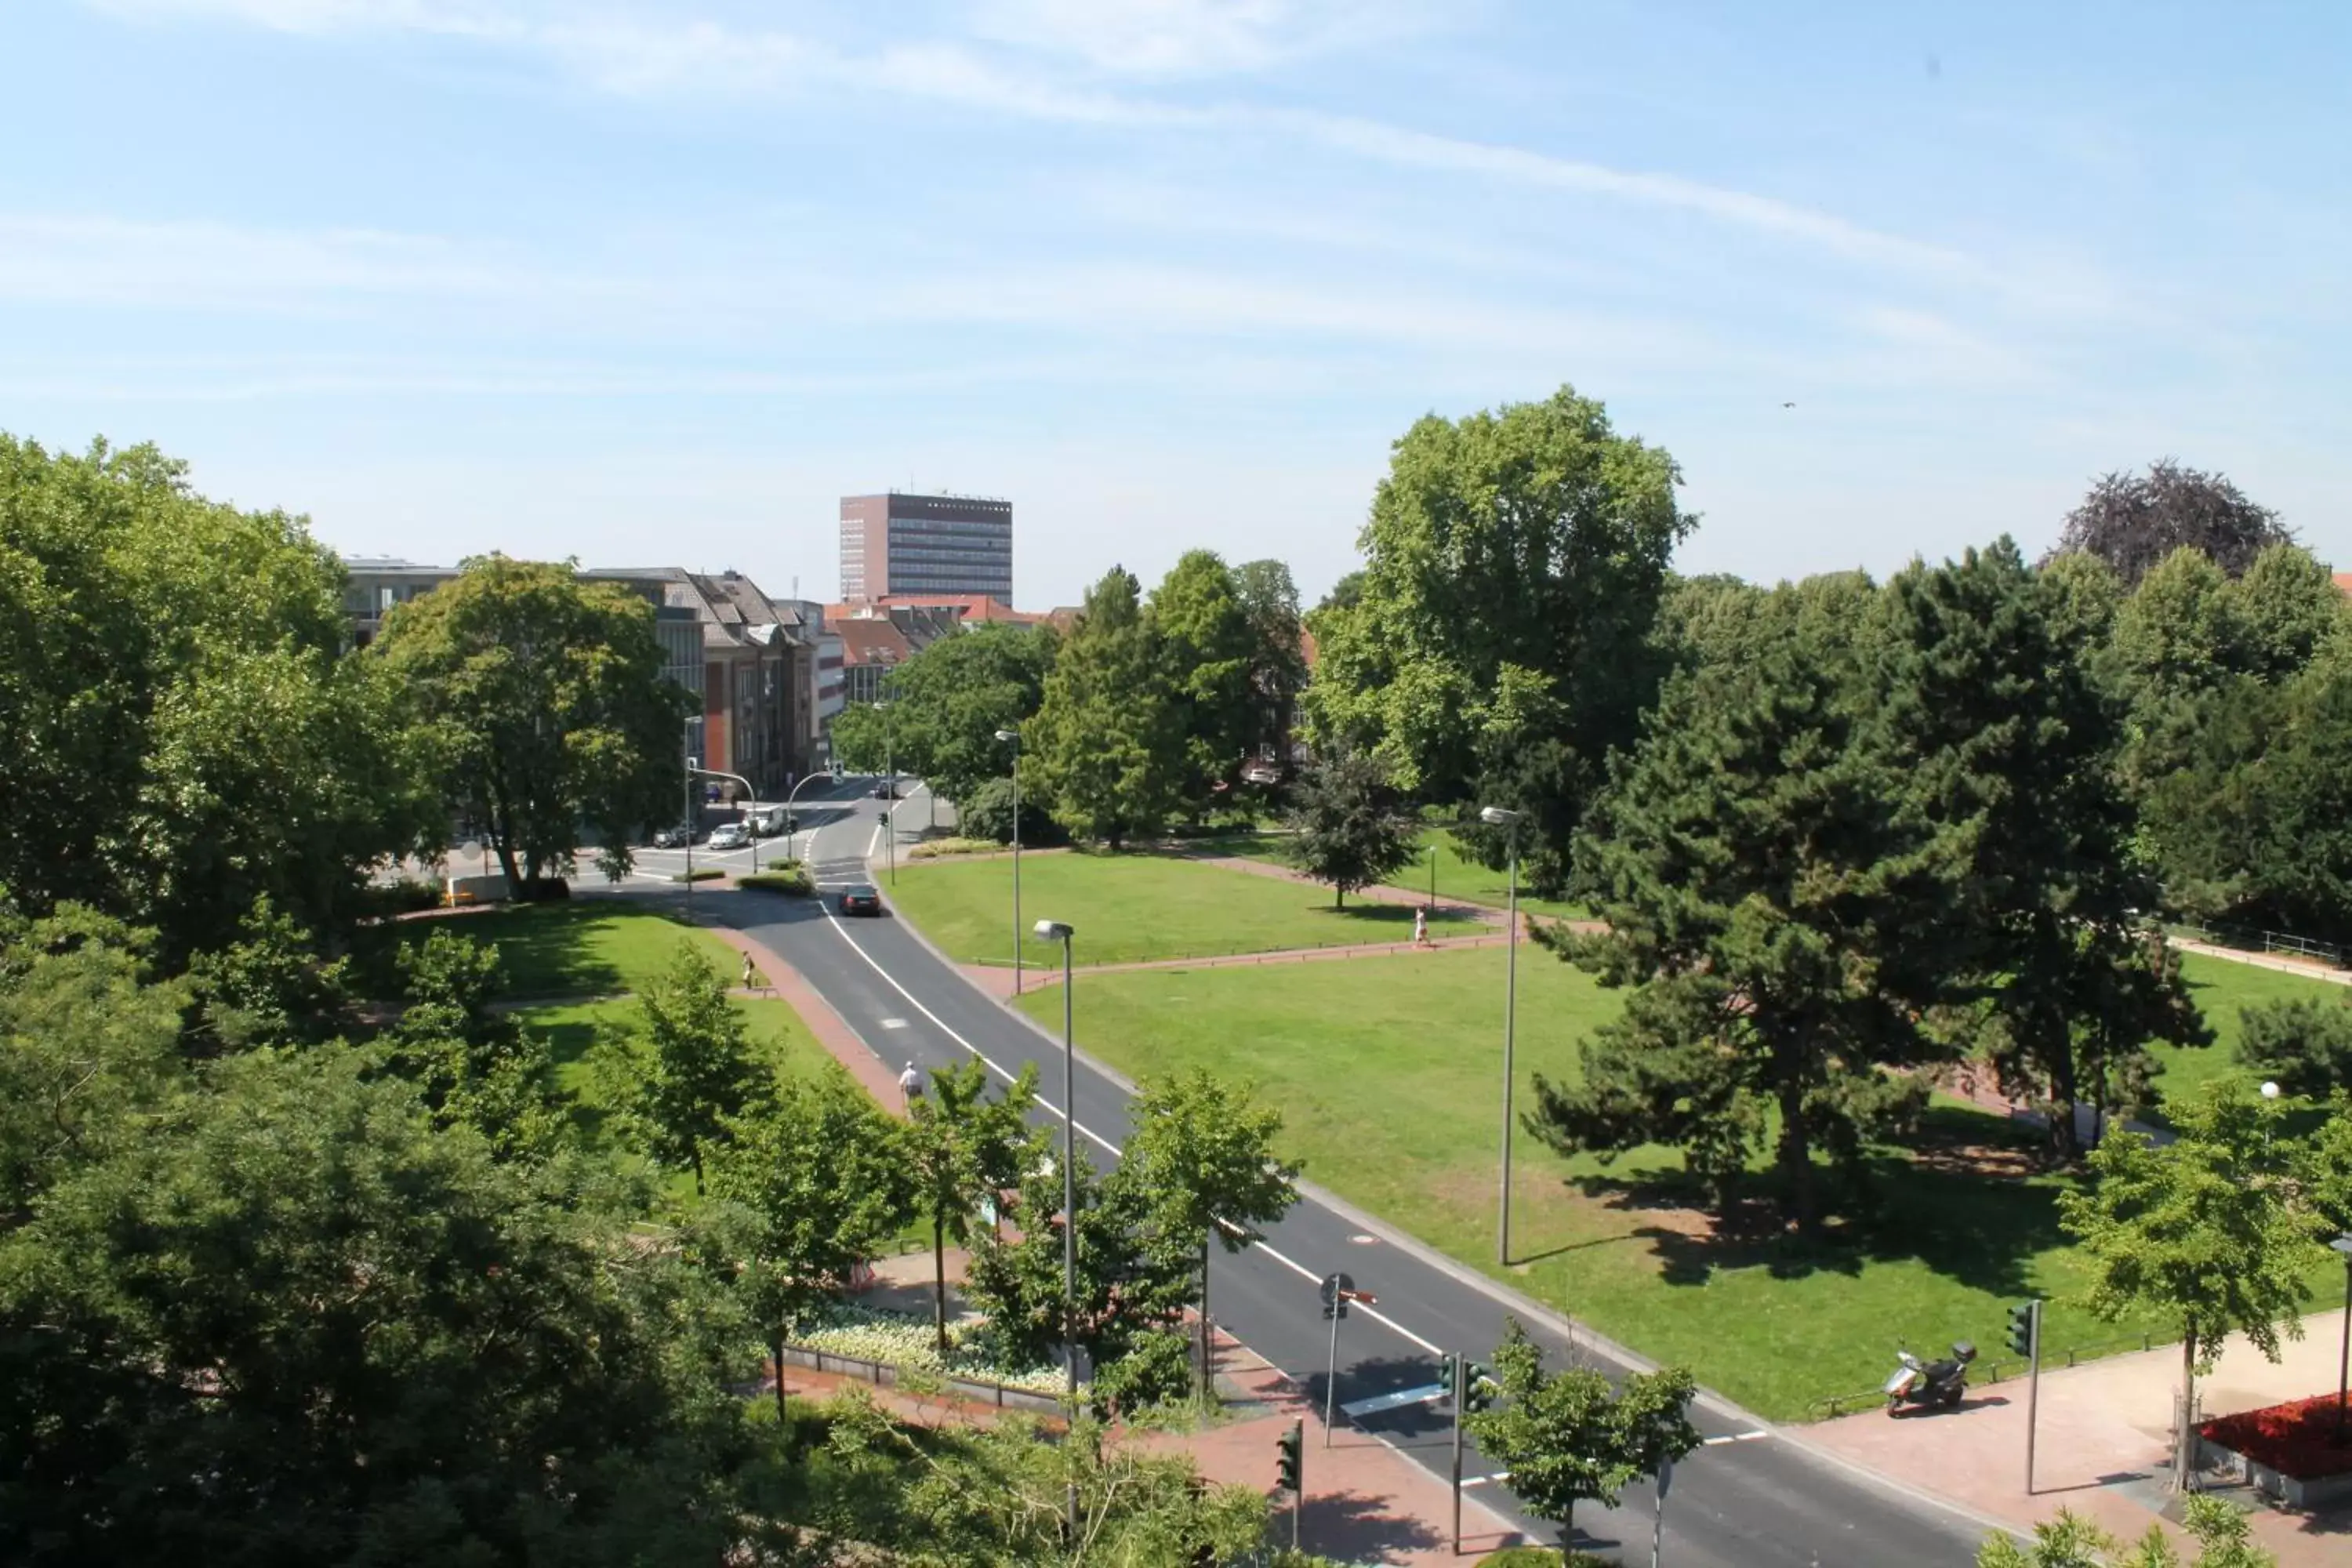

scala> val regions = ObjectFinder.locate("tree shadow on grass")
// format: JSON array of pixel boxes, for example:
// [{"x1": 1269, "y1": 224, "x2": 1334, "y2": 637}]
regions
[
  {"x1": 1554, "y1": 1104, "x2": 2071, "y2": 1300},
  {"x1": 354, "y1": 902, "x2": 646, "y2": 1001}
]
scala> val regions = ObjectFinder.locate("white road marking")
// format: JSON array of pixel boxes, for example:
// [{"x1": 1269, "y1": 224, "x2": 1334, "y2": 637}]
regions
[
  {"x1": 1702, "y1": 1430, "x2": 1771, "y2": 1446},
  {"x1": 820, "y1": 906, "x2": 1445, "y2": 1356},
  {"x1": 1461, "y1": 1472, "x2": 1511, "y2": 1488},
  {"x1": 880, "y1": 1018, "x2": 908, "y2": 1029}
]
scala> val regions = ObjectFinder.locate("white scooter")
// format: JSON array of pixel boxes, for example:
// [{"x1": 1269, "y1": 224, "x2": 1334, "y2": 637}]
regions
[{"x1": 1883, "y1": 1340, "x2": 1975, "y2": 1413}]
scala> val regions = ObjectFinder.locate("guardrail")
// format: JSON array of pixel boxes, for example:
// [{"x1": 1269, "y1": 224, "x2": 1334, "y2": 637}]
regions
[
  {"x1": 2165, "y1": 920, "x2": 2345, "y2": 969},
  {"x1": 777, "y1": 1343, "x2": 1068, "y2": 1415}
]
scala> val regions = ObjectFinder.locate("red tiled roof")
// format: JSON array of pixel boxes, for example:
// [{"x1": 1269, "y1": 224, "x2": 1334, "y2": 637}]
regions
[
  {"x1": 2332, "y1": 572, "x2": 2352, "y2": 597},
  {"x1": 832, "y1": 617, "x2": 913, "y2": 666}
]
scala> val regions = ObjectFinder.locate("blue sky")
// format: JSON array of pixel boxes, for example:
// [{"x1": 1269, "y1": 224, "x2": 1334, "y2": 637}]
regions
[{"x1": 5, "y1": 1, "x2": 2347, "y2": 607}]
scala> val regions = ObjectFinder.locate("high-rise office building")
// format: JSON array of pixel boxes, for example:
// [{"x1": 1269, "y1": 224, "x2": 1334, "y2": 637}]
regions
[{"x1": 839, "y1": 490, "x2": 1012, "y2": 603}]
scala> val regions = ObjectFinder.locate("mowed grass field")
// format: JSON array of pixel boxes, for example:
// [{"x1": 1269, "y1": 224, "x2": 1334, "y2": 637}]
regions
[
  {"x1": 366, "y1": 902, "x2": 739, "y2": 1000},
  {"x1": 2148, "y1": 952, "x2": 2348, "y2": 1112},
  {"x1": 1201, "y1": 826, "x2": 1589, "y2": 920},
  {"x1": 1012, "y1": 946, "x2": 2352, "y2": 1421},
  {"x1": 882, "y1": 850, "x2": 1480, "y2": 967}
]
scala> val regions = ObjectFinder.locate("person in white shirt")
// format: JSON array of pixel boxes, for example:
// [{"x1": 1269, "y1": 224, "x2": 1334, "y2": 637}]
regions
[{"x1": 898, "y1": 1060, "x2": 923, "y2": 1106}]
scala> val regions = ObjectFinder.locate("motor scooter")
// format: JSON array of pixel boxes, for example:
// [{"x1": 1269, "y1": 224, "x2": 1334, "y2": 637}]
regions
[{"x1": 1883, "y1": 1340, "x2": 1976, "y2": 1413}]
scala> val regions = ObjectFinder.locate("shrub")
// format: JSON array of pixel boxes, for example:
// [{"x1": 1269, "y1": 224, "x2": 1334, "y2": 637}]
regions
[
  {"x1": 2236, "y1": 995, "x2": 2352, "y2": 1098},
  {"x1": 958, "y1": 776, "x2": 1062, "y2": 848},
  {"x1": 358, "y1": 877, "x2": 445, "y2": 918},
  {"x1": 736, "y1": 866, "x2": 815, "y2": 896},
  {"x1": 908, "y1": 837, "x2": 1001, "y2": 860}
]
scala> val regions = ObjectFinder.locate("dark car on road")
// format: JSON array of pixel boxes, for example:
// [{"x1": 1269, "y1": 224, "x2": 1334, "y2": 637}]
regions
[
  {"x1": 869, "y1": 782, "x2": 898, "y2": 799},
  {"x1": 839, "y1": 883, "x2": 882, "y2": 916},
  {"x1": 652, "y1": 822, "x2": 702, "y2": 848}
]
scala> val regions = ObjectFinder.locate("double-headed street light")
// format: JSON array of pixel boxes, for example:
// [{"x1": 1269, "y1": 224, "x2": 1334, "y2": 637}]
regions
[
  {"x1": 996, "y1": 728, "x2": 1022, "y2": 995},
  {"x1": 1032, "y1": 916, "x2": 1079, "y2": 1527},
  {"x1": 1479, "y1": 804, "x2": 1523, "y2": 1267}
]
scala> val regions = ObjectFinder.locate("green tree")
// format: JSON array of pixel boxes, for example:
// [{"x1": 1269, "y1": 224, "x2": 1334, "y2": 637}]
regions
[
  {"x1": 0, "y1": 904, "x2": 184, "y2": 1226},
  {"x1": 1305, "y1": 386, "x2": 1691, "y2": 895},
  {"x1": 1531, "y1": 577, "x2": 1940, "y2": 1223},
  {"x1": 1461, "y1": 1319, "x2": 1702, "y2": 1563},
  {"x1": 827, "y1": 697, "x2": 898, "y2": 775},
  {"x1": 1029, "y1": 568, "x2": 1186, "y2": 849},
  {"x1": 1977, "y1": 1495, "x2": 2277, "y2": 1567},
  {"x1": 1148, "y1": 549, "x2": 1258, "y2": 815},
  {"x1": 374, "y1": 554, "x2": 689, "y2": 891},
  {"x1": 612, "y1": 940, "x2": 769, "y2": 1192},
  {"x1": 964, "y1": 1143, "x2": 1196, "y2": 1413},
  {"x1": 705, "y1": 1071, "x2": 913, "y2": 1414},
  {"x1": 1878, "y1": 540, "x2": 2205, "y2": 1162},
  {"x1": 1119, "y1": 1069, "x2": 1301, "y2": 1401},
  {"x1": 959, "y1": 772, "x2": 1061, "y2": 847},
  {"x1": 0, "y1": 435, "x2": 421, "y2": 964},
  {"x1": 848, "y1": 621, "x2": 1059, "y2": 807},
  {"x1": 905, "y1": 1058, "x2": 1043, "y2": 1352},
  {"x1": 1284, "y1": 750, "x2": 1416, "y2": 908},
  {"x1": 2056, "y1": 1080, "x2": 2321, "y2": 1490},
  {"x1": 185, "y1": 895, "x2": 353, "y2": 1051},
  {"x1": 2295, "y1": 1092, "x2": 2352, "y2": 1236},
  {"x1": 1232, "y1": 557, "x2": 1308, "y2": 765},
  {"x1": 2234, "y1": 995, "x2": 2352, "y2": 1098},
  {"x1": 379, "y1": 927, "x2": 563, "y2": 1159},
  {"x1": 0, "y1": 1049, "x2": 757, "y2": 1566},
  {"x1": 2051, "y1": 459, "x2": 2292, "y2": 586}
]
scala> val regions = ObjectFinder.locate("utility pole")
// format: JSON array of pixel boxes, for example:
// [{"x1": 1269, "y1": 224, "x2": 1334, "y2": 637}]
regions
[{"x1": 1450, "y1": 1352, "x2": 1464, "y2": 1555}]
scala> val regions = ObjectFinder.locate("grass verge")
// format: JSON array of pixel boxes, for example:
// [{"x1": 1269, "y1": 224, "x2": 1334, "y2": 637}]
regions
[
  {"x1": 884, "y1": 850, "x2": 1481, "y2": 966},
  {"x1": 361, "y1": 902, "x2": 738, "y2": 1000}
]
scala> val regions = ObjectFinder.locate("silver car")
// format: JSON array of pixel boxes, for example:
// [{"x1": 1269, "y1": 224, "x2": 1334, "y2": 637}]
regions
[{"x1": 707, "y1": 822, "x2": 751, "y2": 851}]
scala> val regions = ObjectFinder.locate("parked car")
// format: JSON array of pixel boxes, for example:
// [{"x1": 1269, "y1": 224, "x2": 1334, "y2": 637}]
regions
[
  {"x1": 708, "y1": 822, "x2": 751, "y2": 851},
  {"x1": 839, "y1": 883, "x2": 882, "y2": 916},
  {"x1": 652, "y1": 822, "x2": 701, "y2": 849}
]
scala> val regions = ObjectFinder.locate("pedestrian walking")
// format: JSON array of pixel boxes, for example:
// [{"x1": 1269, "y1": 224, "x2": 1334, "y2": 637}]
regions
[
  {"x1": 898, "y1": 1060, "x2": 923, "y2": 1107},
  {"x1": 1413, "y1": 906, "x2": 1430, "y2": 947},
  {"x1": 741, "y1": 953, "x2": 763, "y2": 994}
]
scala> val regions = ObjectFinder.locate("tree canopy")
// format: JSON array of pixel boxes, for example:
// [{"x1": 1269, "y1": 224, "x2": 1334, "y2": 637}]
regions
[
  {"x1": 2050, "y1": 459, "x2": 2292, "y2": 585},
  {"x1": 1029, "y1": 568, "x2": 1186, "y2": 848},
  {"x1": 1305, "y1": 386, "x2": 1690, "y2": 895},
  {"x1": 0, "y1": 435, "x2": 419, "y2": 964},
  {"x1": 373, "y1": 554, "x2": 689, "y2": 889}
]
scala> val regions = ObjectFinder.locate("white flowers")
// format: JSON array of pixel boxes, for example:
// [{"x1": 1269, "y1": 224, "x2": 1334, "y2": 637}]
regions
[{"x1": 787, "y1": 1303, "x2": 1078, "y2": 1396}]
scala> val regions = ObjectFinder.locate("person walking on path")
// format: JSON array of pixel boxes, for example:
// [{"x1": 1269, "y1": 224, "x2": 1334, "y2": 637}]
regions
[
  {"x1": 1413, "y1": 906, "x2": 1430, "y2": 947},
  {"x1": 741, "y1": 953, "x2": 768, "y2": 995},
  {"x1": 898, "y1": 1060, "x2": 924, "y2": 1109}
]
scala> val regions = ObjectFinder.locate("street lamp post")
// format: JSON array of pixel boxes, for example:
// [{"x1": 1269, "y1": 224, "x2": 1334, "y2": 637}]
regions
[
  {"x1": 1479, "y1": 805, "x2": 1523, "y2": 1267},
  {"x1": 1033, "y1": 917, "x2": 1079, "y2": 1529},
  {"x1": 2332, "y1": 1235, "x2": 2352, "y2": 1443},
  {"x1": 779, "y1": 768, "x2": 833, "y2": 865},
  {"x1": 996, "y1": 728, "x2": 1022, "y2": 996},
  {"x1": 691, "y1": 765, "x2": 760, "y2": 873}
]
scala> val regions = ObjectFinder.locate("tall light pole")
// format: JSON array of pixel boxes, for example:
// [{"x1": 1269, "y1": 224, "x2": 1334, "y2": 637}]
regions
[
  {"x1": 1479, "y1": 805, "x2": 1523, "y2": 1266},
  {"x1": 996, "y1": 728, "x2": 1022, "y2": 995},
  {"x1": 1033, "y1": 917, "x2": 1079, "y2": 1530}
]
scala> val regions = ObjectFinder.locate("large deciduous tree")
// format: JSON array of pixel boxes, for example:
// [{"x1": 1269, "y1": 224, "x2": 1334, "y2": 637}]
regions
[
  {"x1": 2056, "y1": 1081, "x2": 2321, "y2": 1491},
  {"x1": 1530, "y1": 575, "x2": 1942, "y2": 1224},
  {"x1": 1148, "y1": 550, "x2": 1258, "y2": 815},
  {"x1": 1118, "y1": 1069, "x2": 1301, "y2": 1401},
  {"x1": 373, "y1": 554, "x2": 688, "y2": 890},
  {"x1": 0, "y1": 1049, "x2": 755, "y2": 1566},
  {"x1": 1029, "y1": 568, "x2": 1185, "y2": 849},
  {"x1": 2049, "y1": 459, "x2": 2292, "y2": 585},
  {"x1": 1284, "y1": 750, "x2": 1417, "y2": 908},
  {"x1": 1305, "y1": 386, "x2": 1691, "y2": 895},
  {"x1": 829, "y1": 622, "x2": 1057, "y2": 805},
  {"x1": 1231, "y1": 557, "x2": 1307, "y2": 767},
  {"x1": 0, "y1": 436, "x2": 419, "y2": 964}
]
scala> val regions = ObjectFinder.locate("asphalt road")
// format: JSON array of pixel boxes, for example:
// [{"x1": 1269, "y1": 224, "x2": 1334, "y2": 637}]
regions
[{"x1": 625, "y1": 779, "x2": 1991, "y2": 1566}]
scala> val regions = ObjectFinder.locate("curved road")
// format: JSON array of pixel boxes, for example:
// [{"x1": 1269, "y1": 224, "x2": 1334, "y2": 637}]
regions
[{"x1": 633, "y1": 779, "x2": 1991, "y2": 1566}]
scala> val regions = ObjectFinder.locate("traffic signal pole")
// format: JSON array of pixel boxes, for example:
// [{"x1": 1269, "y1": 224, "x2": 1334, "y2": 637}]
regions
[
  {"x1": 2008, "y1": 1299, "x2": 2044, "y2": 1494},
  {"x1": 1450, "y1": 1353, "x2": 1465, "y2": 1555}
]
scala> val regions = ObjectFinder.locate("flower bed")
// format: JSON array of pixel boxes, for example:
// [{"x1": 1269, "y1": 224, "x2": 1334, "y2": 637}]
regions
[
  {"x1": 2198, "y1": 1393, "x2": 2352, "y2": 1508},
  {"x1": 786, "y1": 1301, "x2": 1073, "y2": 1397}
]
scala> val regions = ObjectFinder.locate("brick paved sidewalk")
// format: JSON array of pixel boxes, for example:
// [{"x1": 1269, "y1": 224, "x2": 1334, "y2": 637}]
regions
[{"x1": 1802, "y1": 1309, "x2": 2352, "y2": 1564}]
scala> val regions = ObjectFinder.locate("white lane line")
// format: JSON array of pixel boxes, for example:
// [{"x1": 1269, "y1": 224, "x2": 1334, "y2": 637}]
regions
[
  {"x1": 820, "y1": 910, "x2": 1444, "y2": 1357},
  {"x1": 1461, "y1": 1472, "x2": 1511, "y2": 1488},
  {"x1": 1702, "y1": 1430, "x2": 1771, "y2": 1446}
]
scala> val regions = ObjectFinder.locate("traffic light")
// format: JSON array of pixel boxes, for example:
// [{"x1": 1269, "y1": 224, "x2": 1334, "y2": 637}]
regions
[
  {"x1": 1461, "y1": 1361, "x2": 1495, "y2": 1414},
  {"x1": 1438, "y1": 1352, "x2": 1458, "y2": 1395},
  {"x1": 2005, "y1": 1301, "x2": 2038, "y2": 1360},
  {"x1": 1274, "y1": 1420, "x2": 1303, "y2": 1494}
]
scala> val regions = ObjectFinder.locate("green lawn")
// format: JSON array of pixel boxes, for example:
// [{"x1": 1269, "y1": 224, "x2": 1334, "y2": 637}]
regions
[
  {"x1": 884, "y1": 851, "x2": 1481, "y2": 967},
  {"x1": 1199, "y1": 826, "x2": 1587, "y2": 920},
  {"x1": 2150, "y1": 952, "x2": 2347, "y2": 1110},
  {"x1": 365, "y1": 903, "x2": 737, "y2": 1000},
  {"x1": 1018, "y1": 949, "x2": 2203, "y2": 1422}
]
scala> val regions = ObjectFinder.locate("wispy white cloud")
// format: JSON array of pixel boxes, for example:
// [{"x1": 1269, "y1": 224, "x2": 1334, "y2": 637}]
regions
[
  {"x1": 967, "y1": 0, "x2": 1434, "y2": 77},
  {"x1": 0, "y1": 214, "x2": 532, "y2": 307}
]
